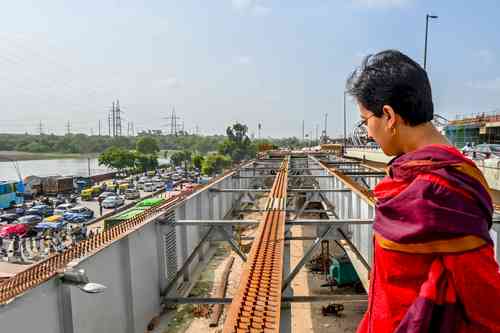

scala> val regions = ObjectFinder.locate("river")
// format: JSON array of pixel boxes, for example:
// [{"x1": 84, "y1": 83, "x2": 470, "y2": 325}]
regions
[{"x1": 0, "y1": 157, "x2": 169, "y2": 180}]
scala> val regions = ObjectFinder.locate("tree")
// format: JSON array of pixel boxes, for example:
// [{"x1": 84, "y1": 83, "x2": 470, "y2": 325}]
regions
[
  {"x1": 170, "y1": 150, "x2": 192, "y2": 168},
  {"x1": 136, "y1": 136, "x2": 159, "y2": 155},
  {"x1": 202, "y1": 153, "x2": 232, "y2": 176},
  {"x1": 218, "y1": 122, "x2": 254, "y2": 162},
  {"x1": 98, "y1": 147, "x2": 136, "y2": 173},
  {"x1": 134, "y1": 152, "x2": 159, "y2": 172},
  {"x1": 192, "y1": 154, "x2": 204, "y2": 171}
]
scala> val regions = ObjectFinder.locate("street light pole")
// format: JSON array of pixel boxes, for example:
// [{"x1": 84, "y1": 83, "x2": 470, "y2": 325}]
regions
[
  {"x1": 424, "y1": 14, "x2": 438, "y2": 71},
  {"x1": 343, "y1": 91, "x2": 347, "y2": 147}
]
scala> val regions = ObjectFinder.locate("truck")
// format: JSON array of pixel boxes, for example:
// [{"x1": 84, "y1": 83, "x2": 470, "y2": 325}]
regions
[{"x1": 41, "y1": 176, "x2": 74, "y2": 194}]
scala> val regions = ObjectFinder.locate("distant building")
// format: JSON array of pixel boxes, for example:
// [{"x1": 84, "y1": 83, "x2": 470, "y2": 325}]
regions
[{"x1": 444, "y1": 111, "x2": 500, "y2": 147}]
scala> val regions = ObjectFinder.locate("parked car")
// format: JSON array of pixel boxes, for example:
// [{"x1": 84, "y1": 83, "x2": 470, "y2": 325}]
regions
[
  {"x1": 124, "y1": 188, "x2": 140, "y2": 200},
  {"x1": 0, "y1": 223, "x2": 31, "y2": 238},
  {"x1": 98, "y1": 191, "x2": 116, "y2": 201},
  {"x1": 54, "y1": 203, "x2": 75, "y2": 216},
  {"x1": 0, "y1": 213, "x2": 19, "y2": 223},
  {"x1": 17, "y1": 214, "x2": 43, "y2": 225},
  {"x1": 26, "y1": 204, "x2": 54, "y2": 217},
  {"x1": 63, "y1": 206, "x2": 94, "y2": 223},
  {"x1": 34, "y1": 220, "x2": 67, "y2": 232},
  {"x1": 81, "y1": 188, "x2": 94, "y2": 201},
  {"x1": 153, "y1": 181, "x2": 164, "y2": 190},
  {"x1": 102, "y1": 196, "x2": 125, "y2": 208},
  {"x1": 467, "y1": 144, "x2": 500, "y2": 160},
  {"x1": 143, "y1": 182, "x2": 155, "y2": 192}
]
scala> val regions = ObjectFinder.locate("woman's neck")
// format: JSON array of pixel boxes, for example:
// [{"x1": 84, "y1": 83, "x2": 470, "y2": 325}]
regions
[{"x1": 398, "y1": 122, "x2": 450, "y2": 154}]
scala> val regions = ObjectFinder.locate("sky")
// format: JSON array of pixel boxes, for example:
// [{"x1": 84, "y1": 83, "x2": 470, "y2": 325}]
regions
[{"x1": 0, "y1": 0, "x2": 499, "y2": 138}]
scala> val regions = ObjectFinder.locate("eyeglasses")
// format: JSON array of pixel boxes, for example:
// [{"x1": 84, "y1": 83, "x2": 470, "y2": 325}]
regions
[{"x1": 356, "y1": 114, "x2": 376, "y2": 129}]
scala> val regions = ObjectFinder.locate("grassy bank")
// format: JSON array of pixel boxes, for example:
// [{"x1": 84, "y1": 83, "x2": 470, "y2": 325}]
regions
[{"x1": 0, "y1": 151, "x2": 96, "y2": 162}]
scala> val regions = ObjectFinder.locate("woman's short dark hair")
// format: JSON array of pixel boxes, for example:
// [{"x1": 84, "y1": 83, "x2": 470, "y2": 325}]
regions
[{"x1": 346, "y1": 49, "x2": 433, "y2": 126}]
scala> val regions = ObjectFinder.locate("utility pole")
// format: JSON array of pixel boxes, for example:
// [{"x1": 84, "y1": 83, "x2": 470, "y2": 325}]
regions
[
  {"x1": 38, "y1": 121, "x2": 43, "y2": 135},
  {"x1": 302, "y1": 120, "x2": 305, "y2": 142},
  {"x1": 98, "y1": 120, "x2": 101, "y2": 136},
  {"x1": 258, "y1": 122, "x2": 262, "y2": 140},
  {"x1": 315, "y1": 124, "x2": 319, "y2": 144},
  {"x1": 111, "y1": 101, "x2": 116, "y2": 137},
  {"x1": 323, "y1": 113, "x2": 328, "y2": 138},
  {"x1": 108, "y1": 111, "x2": 111, "y2": 136},
  {"x1": 131, "y1": 122, "x2": 134, "y2": 136},
  {"x1": 66, "y1": 121, "x2": 71, "y2": 135},
  {"x1": 343, "y1": 91, "x2": 347, "y2": 148},
  {"x1": 164, "y1": 107, "x2": 181, "y2": 135},
  {"x1": 424, "y1": 14, "x2": 439, "y2": 71},
  {"x1": 115, "y1": 100, "x2": 122, "y2": 136}
]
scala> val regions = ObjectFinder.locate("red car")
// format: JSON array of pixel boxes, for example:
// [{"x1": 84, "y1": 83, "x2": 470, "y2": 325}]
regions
[{"x1": 0, "y1": 223, "x2": 30, "y2": 238}]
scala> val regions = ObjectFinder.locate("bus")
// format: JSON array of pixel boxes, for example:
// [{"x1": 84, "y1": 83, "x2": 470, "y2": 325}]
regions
[{"x1": 0, "y1": 180, "x2": 24, "y2": 209}]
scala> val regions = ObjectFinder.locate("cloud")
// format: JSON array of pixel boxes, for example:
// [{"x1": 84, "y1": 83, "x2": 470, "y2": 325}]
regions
[
  {"x1": 351, "y1": 0, "x2": 412, "y2": 8},
  {"x1": 231, "y1": 0, "x2": 271, "y2": 16},
  {"x1": 466, "y1": 77, "x2": 500, "y2": 91},
  {"x1": 235, "y1": 56, "x2": 252, "y2": 65}
]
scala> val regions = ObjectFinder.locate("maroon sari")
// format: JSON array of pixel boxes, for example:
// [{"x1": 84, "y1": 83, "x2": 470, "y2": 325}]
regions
[{"x1": 357, "y1": 144, "x2": 500, "y2": 333}]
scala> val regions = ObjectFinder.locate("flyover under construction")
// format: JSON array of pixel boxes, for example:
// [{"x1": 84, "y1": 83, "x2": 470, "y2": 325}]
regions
[{"x1": 0, "y1": 151, "x2": 498, "y2": 333}]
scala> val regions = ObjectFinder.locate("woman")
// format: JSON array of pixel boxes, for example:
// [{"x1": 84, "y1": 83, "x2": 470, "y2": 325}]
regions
[{"x1": 347, "y1": 50, "x2": 500, "y2": 332}]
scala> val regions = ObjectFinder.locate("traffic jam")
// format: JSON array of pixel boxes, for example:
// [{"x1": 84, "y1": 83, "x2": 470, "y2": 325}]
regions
[{"x1": 0, "y1": 167, "x2": 204, "y2": 266}]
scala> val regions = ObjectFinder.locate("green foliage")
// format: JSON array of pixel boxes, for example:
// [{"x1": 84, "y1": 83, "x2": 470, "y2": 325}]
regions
[
  {"x1": 0, "y1": 133, "x2": 224, "y2": 155},
  {"x1": 98, "y1": 147, "x2": 136, "y2": 172},
  {"x1": 201, "y1": 153, "x2": 232, "y2": 176},
  {"x1": 170, "y1": 150, "x2": 192, "y2": 168},
  {"x1": 136, "y1": 136, "x2": 159, "y2": 154},
  {"x1": 192, "y1": 154, "x2": 204, "y2": 170},
  {"x1": 134, "y1": 152, "x2": 159, "y2": 172},
  {"x1": 218, "y1": 122, "x2": 255, "y2": 162},
  {"x1": 0, "y1": 131, "x2": 307, "y2": 158}
]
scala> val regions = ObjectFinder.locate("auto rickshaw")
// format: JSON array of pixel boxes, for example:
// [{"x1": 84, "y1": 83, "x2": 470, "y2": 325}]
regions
[
  {"x1": 118, "y1": 183, "x2": 129, "y2": 192},
  {"x1": 81, "y1": 188, "x2": 93, "y2": 201},
  {"x1": 91, "y1": 185, "x2": 102, "y2": 197},
  {"x1": 105, "y1": 181, "x2": 118, "y2": 192}
]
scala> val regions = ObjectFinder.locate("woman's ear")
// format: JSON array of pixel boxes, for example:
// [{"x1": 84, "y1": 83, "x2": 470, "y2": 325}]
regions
[{"x1": 382, "y1": 105, "x2": 397, "y2": 130}]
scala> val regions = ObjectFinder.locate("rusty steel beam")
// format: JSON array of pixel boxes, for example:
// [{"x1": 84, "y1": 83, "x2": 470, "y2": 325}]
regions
[
  {"x1": 222, "y1": 157, "x2": 289, "y2": 333},
  {"x1": 312, "y1": 157, "x2": 377, "y2": 206}
]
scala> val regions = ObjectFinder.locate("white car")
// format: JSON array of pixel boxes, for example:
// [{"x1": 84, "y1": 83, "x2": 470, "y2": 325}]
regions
[
  {"x1": 124, "y1": 188, "x2": 140, "y2": 200},
  {"x1": 102, "y1": 196, "x2": 125, "y2": 208},
  {"x1": 143, "y1": 182, "x2": 155, "y2": 192},
  {"x1": 154, "y1": 181, "x2": 164, "y2": 190},
  {"x1": 54, "y1": 203, "x2": 75, "y2": 216}
]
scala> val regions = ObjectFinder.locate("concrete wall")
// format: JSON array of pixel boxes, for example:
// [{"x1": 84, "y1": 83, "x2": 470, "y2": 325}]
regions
[{"x1": 0, "y1": 173, "x2": 241, "y2": 333}]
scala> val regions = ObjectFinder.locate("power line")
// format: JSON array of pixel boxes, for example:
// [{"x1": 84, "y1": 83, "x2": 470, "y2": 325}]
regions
[
  {"x1": 164, "y1": 107, "x2": 182, "y2": 135},
  {"x1": 111, "y1": 101, "x2": 116, "y2": 137},
  {"x1": 115, "y1": 100, "x2": 122, "y2": 136}
]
